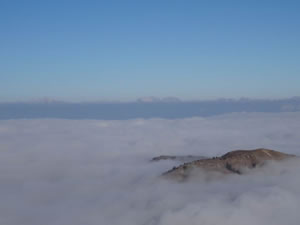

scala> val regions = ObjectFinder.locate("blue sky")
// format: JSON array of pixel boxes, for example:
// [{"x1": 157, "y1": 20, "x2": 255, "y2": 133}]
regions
[{"x1": 1, "y1": 0, "x2": 300, "y2": 101}]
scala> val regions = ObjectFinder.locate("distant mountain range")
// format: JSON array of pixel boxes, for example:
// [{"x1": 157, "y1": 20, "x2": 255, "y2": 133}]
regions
[
  {"x1": 0, "y1": 97, "x2": 300, "y2": 120},
  {"x1": 136, "y1": 96, "x2": 181, "y2": 103}
]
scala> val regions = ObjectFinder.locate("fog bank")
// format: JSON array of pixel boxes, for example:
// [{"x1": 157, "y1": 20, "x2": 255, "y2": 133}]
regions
[{"x1": 0, "y1": 112, "x2": 300, "y2": 225}]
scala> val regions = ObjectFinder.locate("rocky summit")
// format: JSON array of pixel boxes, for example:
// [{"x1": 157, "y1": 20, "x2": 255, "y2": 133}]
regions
[{"x1": 160, "y1": 148, "x2": 296, "y2": 181}]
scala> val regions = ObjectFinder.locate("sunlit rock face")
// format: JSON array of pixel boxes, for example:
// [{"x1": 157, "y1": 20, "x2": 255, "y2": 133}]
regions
[{"x1": 161, "y1": 148, "x2": 296, "y2": 181}]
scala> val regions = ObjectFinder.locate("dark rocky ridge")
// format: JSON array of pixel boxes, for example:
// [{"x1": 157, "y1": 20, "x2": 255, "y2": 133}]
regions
[
  {"x1": 151, "y1": 155, "x2": 207, "y2": 163},
  {"x1": 160, "y1": 148, "x2": 296, "y2": 181}
]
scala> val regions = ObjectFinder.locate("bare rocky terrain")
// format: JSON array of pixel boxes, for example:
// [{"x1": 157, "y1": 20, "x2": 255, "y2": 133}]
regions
[{"x1": 158, "y1": 148, "x2": 296, "y2": 181}]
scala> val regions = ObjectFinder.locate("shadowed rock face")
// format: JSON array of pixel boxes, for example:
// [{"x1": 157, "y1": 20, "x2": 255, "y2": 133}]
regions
[
  {"x1": 161, "y1": 148, "x2": 296, "y2": 181},
  {"x1": 151, "y1": 155, "x2": 207, "y2": 163}
]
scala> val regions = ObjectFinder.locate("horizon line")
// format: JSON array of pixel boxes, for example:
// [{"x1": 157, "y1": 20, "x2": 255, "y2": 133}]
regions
[{"x1": 1, "y1": 96, "x2": 300, "y2": 104}]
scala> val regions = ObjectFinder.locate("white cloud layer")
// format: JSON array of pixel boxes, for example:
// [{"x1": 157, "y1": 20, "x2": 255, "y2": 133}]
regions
[{"x1": 0, "y1": 112, "x2": 300, "y2": 225}]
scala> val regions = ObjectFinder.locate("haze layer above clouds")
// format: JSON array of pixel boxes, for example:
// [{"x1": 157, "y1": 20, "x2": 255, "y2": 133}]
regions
[
  {"x1": 1, "y1": 112, "x2": 300, "y2": 225},
  {"x1": 1, "y1": 97, "x2": 300, "y2": 120}
]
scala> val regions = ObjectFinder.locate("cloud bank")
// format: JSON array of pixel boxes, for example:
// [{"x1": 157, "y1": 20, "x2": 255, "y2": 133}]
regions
[{"x1": 0, "y1": 112, "x2": 300, "y2": 225}]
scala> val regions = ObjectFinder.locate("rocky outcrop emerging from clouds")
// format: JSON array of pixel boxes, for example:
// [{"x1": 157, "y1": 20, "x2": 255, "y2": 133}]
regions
[{"x1": 161, "y1": 148, "x2": 296, "y2": 181}]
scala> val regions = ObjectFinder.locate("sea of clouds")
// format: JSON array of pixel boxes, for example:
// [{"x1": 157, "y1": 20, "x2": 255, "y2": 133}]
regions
[{"x1": 0, "y1": 112, "x2": 300, "y2": 225}]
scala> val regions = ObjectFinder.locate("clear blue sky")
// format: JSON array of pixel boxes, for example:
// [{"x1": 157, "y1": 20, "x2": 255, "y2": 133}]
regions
[{"x1": 1, "y1": 0, "x2": 300, "y2": 101}]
